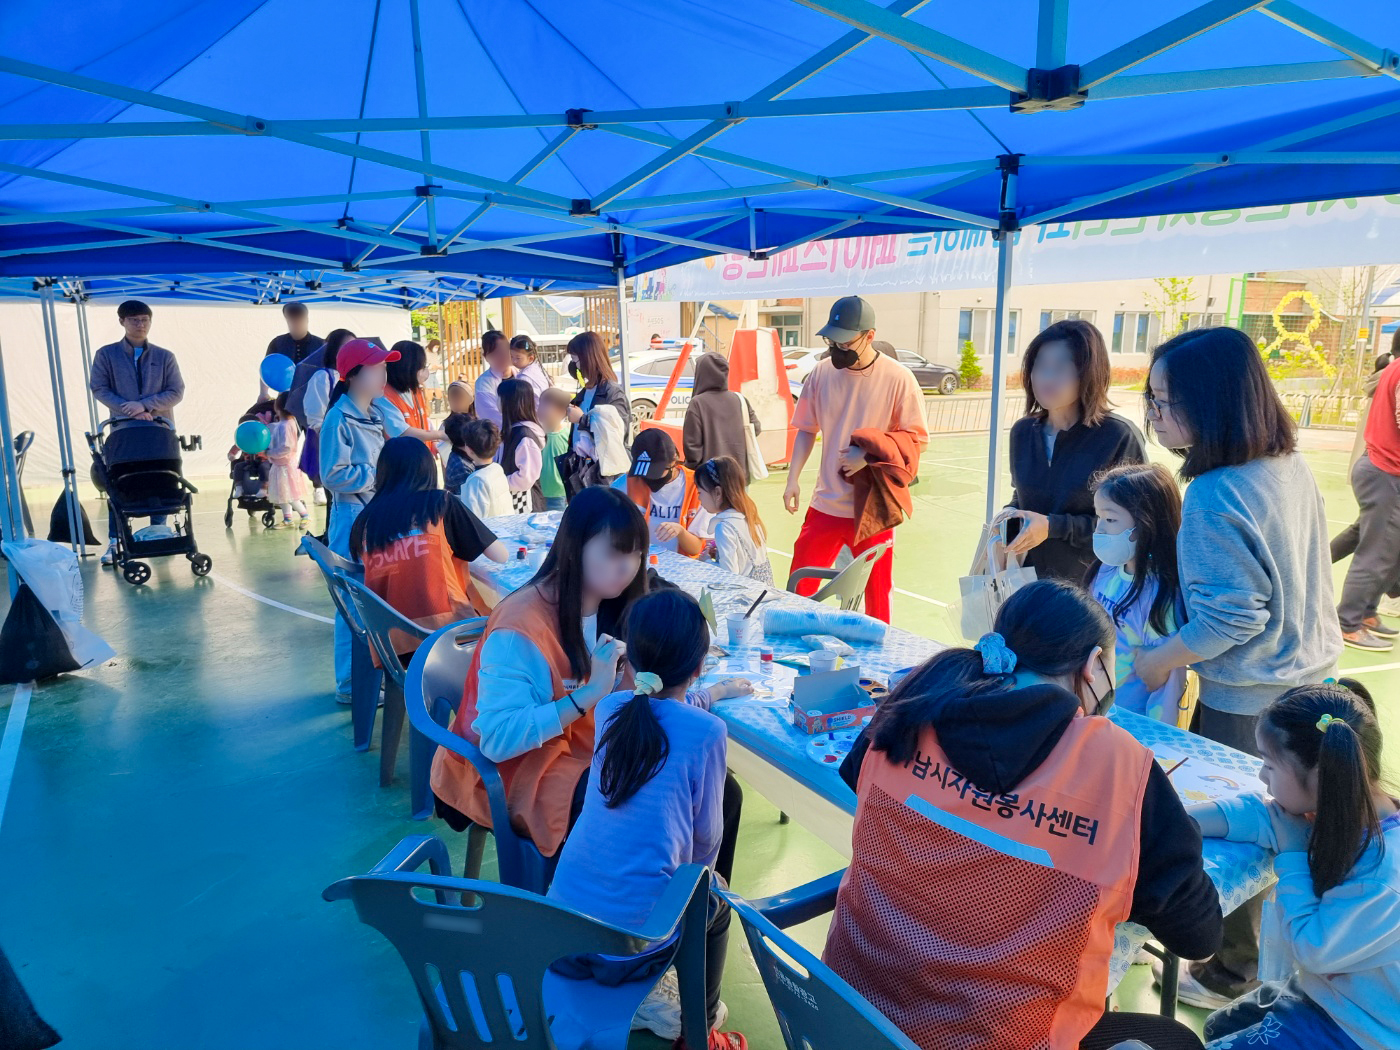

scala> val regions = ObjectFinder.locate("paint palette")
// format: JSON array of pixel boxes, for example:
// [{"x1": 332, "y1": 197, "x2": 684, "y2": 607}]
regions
[
  {"x1": 859, "y1": 677, "x2": 889, "y2": 703},
  {"x1": 807, "y1": 729, "x2": 861, "y2": 767}
]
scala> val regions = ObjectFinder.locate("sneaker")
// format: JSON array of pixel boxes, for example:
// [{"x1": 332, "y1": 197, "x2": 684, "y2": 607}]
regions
[
  {"x1": 1378, "y1": 596, "x2": 1400, "y2": 618},
  {"x1": 1151, "y1": 957, "x2": 1247, "y2": 1011},
  {"x1": 313, "y1": 488, "x2": 328, "y2": 506},
  {"x1": 298, "y1": 514, "x2": 311, "y2": 530},
  {"x1": 1364, "y1": 616, "x2": 1400, "y2": 637},
  {"x1": 335, "y1": 692, "x2": 353, "y2": 705},
  {"x1": 1343, "y1": 628, "x2": 1394, "y2": 652},
  {"x1": 100, "y1": 543, "x2": 117, "y2": 567},
  {"x1": 633, "y1": 968, "x2": 681, "y2": 1040},
  {"x1": 273, "y1": 519, "x2": 293, "y2": 530}
]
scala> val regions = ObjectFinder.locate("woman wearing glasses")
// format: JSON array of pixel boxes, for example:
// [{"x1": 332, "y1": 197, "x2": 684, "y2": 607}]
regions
[
  {"x1": 994, "y1": 319, "x2": 1146, "y2": 582},
  {"x1": 1134, "y1": 325, "x2": 1340, "y2": 1011}
]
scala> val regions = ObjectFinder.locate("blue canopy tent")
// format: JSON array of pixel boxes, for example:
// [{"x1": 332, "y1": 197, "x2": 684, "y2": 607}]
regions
[{"x1": 0, "y1": 0, "x2": 1397, "y2": 549}]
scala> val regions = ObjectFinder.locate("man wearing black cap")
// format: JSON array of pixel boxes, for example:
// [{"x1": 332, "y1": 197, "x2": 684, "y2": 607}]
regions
[
  {"x1": 785, "y1": 295, "x2": 927, "y2": 622},
  {"x1": 613, "y1": 428, "x2": 704, "y2": 556},
  {"x1": 89, "y1": 299, "x2": 187, "y2": 564}
]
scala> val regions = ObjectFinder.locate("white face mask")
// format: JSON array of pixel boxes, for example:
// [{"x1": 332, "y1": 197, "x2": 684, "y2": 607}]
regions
[{"x1": 1092, "y1": 527, "x2": 1137, "y2": 568}]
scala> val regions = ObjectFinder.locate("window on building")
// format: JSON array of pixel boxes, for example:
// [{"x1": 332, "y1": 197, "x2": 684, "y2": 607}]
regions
[
  {"x1": 768, "y1": 313, "x2": 803, "y2": 347},
  {"x1": 1039, "y1": 309, "x2": 1096, "y2": 331},
  {"x1": 1182, "y1": 312, "x2": 1226, "y2": 331},
  {"x1": 1111, "y1": 312, "x2": 1162, "y2": 354},
  {"x1": 959, "y1": 307, "x2": 1021, "y2": 354}
]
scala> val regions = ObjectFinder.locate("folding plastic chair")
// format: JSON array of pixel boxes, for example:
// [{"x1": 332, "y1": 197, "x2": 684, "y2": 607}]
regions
[
  {"x1": 405, "y1": 623, "x2": 559, "y2": 892},
  {"x1": 298, "y1": 533, "x2": 382, "y2": 749},
  {"x1": 397, "y1": 618, "x2": 485, "y2": 823},
  {"x1": 337, "y1": 574, "x2": 431, "y2": 795},
  {"x1": 720, "y1": 872, "x2": 920, "y2": 1050},
  {"x1": 785, "y1": 541, "x2": 893, "y2": 612},
  {"x1": 323, "y1": 834, "x2": 711, "y2": 1050}
]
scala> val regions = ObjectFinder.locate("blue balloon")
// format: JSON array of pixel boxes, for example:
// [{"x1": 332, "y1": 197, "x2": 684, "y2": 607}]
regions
[
  {"x1": 235, "y1": 420, "x2": 271, "y2": 455},
  {"x1": 259, "y1": 352, "x2": 296, "y2": 392}
]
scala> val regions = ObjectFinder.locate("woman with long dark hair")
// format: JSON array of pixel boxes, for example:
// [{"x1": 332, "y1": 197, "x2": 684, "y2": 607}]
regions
[
  {"x1": 378, "y1": 339, "x2": 446, "y2": 446},
  {"x1": 994, "y1": 319, "x2": 1146, "y2": 582},
  {"x1": 430, "y1": 486, "x2": 648, "y2": 857},
  {"x1": 549, "y1": 589, "x2": 748, "y2": 1050},
  {"x1": 827, "y1": 580, "x2": 1220, "y2": 1050},
  {"x1": 498, "y1": 377, "x2": 546, "y2": 513},
  {"x1": 1133, "y1": 325, "x2": 1341, "y2": 1007},
  {"x1": 349, "y1": 437, "x2": 505, "y2": 657}
]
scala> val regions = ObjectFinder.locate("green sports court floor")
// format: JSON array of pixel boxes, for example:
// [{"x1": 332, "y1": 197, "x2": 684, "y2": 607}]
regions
[{"x1": 0, "y1": 420, "x2": 1393, "y2": 1049}]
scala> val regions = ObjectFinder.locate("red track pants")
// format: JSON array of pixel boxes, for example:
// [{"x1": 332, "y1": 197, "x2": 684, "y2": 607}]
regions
[{"x1": 789, "y1": 507, "x2": 895, "y2": 623}]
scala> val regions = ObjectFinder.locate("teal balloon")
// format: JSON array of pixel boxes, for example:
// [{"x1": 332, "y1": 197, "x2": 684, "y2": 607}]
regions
[
  {"x1": 260, "y1": 352, "x2": 296, "y2": 392},
  {"x1": 235, "y1": 420, "x2": 271, "y2": 455}
]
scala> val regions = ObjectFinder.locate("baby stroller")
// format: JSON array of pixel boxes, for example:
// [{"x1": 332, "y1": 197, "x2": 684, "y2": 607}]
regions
[
  {"x1": 86, "y1": 418, "x2": 210, "y2": 586},
  {"x1": 226, "y1": 397, "x2": 278, "y2": 529}
]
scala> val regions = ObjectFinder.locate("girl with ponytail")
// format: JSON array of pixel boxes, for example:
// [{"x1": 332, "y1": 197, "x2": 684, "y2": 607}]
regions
[
  {"x1": 1194, "y1": 680, "x2": 1400, "y2": 1050},
  {"x1": 548, "y1": 588, "x2": 749, "y2": 1050}
]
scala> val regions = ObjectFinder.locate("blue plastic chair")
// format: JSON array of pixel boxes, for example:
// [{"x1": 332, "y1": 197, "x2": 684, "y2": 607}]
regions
[
  {"x1": 298, "y1": 533, "x2": 382, "y2": 749},
  {"x1": 720, "y1": 872, "x2": 920, "y2": 1050},
  {"x1": 338, "y1": 573, "x2": 432, "y2": 795},
  {"x1": 404, "y1": 623, "x2": 559, "y2": 892},
  {"x1": 323, "y1": 834, "x2": 711, "y2": 1050}
]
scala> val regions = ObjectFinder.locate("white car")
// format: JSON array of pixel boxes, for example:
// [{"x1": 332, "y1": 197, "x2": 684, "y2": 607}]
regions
[{"x1": 782, "y1": 346, "x2": 828, "y2": 383}]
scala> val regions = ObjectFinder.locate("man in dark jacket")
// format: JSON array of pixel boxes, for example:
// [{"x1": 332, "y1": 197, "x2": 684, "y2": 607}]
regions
[
  {"x1": 681, "y1": 353, "x2": 761, "y2": 475},
  {"x1": 89, "y1": 299, "x2": 186, "y2": 564},
  {"x1": 259, "y1": 302, "x2": 323, "y2": 399}
]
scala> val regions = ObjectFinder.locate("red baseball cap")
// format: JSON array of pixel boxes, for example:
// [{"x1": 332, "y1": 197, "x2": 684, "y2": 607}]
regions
[{"x1": 336, "y1": 337, "x2": 400, "y2": 376}]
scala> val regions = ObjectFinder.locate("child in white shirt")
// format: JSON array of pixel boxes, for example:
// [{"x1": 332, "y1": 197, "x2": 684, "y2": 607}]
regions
[
  {"x1": 694, "y1": 456, "x2": 774, "y2": 586},
  {"x1": 1192, "y1": 681, "x2": 1400, "y2": 1050},
  {"x1": 458, "y1": 419, "x2": 513, "y2": 520}
]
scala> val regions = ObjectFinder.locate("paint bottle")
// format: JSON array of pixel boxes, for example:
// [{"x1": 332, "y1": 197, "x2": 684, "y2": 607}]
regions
[{"x1": 516, "y1": 546, "x2": 527, "y2": 561}]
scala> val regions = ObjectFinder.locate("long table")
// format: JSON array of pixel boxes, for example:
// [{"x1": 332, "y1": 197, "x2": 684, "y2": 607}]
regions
[{"x1": 472, "y1": 512, "x2": 1275, "y2": 993}]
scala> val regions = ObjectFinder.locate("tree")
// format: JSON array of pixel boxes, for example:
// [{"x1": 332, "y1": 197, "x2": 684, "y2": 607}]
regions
[
  {"x1": 958, "y1": 339, "x2": 982, "y2": 389},
  {"x1": 410, "y1": 308, "x2": 441, "y2": 344},
  {"x1": 1145, "y1": 277, "x2": 1197, "y2": 337}
]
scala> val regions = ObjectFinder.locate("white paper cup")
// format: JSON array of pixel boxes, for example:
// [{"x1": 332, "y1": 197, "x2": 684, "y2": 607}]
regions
[
  {"x1": 727, "y1": 614, "x2": 752, "y2": 647},
  {"x1": 526, "y1": 548, "x2": 547, "y2": 570},
  {"x1": 809, "y1": 650, "x2": 839, "y2": 674}
]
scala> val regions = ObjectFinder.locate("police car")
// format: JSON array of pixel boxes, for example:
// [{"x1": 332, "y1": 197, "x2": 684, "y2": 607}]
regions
[{"x1": 608, "y1": 339, "x2": 710, "y2": 428}]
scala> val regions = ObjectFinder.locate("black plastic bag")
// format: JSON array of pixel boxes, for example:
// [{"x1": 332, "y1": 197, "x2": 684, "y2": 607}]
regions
[
  {"x1": 0, "y1": 583, "x2": 79, "y2": 684},
  {"x1": 45, "y1": 494, "x2": 99, "y2": 546}
]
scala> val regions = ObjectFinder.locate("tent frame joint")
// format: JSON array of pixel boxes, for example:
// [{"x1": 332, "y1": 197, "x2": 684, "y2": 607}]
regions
[
  {"x1": 571, "y1": 199, "x2": 598, "y2": 216},
  {"x1": 414, "y1": 184, "x2": 440, "y2": 197},
  {"x1": 1010, "y1": 64, "x2": 1085, "y2": 113},
  {"x1": 565, "y1": 108, "x2": 598, "y2": 130}
]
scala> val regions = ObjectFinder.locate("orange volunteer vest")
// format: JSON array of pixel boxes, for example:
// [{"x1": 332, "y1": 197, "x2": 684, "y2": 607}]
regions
[
  {"x1": 824, "y1": 715, "x2": 1153, "y2": 1050},
  {"x1": 428, "y1": 584, "x2": 593, "y2": 857},
  {"x1": 360, "y1": 519, "x2": 482, "y2": 661},
  {"x1": 625, "y1": 468, "x2": 703, "y2": 557},
  {"x1": 384, "y1": 385, "x2": 432, "y2": 448}
]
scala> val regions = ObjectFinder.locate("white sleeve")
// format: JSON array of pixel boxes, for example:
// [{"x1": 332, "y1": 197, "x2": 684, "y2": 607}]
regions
[
  {"x1": 470, "y1": 629, "x2": 567, "y2": 763},
  {"x1": 306, "y1": 369, "x2": 334, "y2": 430},
  {"x1": 506, "y1": 436, "x2": 543, "y2": 491}
]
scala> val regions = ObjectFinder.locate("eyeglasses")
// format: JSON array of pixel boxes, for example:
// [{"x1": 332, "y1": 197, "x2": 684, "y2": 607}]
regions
[
  {"x1": 823, "y1": 335, "x2": 865, "y2": 352},
  {"x1": 1143, "y1": 391, "x2": 1180, "y2": 417}
]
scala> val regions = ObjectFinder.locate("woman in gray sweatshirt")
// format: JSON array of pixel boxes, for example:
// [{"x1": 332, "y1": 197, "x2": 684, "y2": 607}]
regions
[{"x1": 1134, "y1": 325, "x2": 1341, "y2": 1007}]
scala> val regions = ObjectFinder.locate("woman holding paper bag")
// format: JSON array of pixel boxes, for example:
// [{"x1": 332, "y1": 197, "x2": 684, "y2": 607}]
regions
[{"x1": 994, "y1": 320, "x2": 1146, "y2": 583}]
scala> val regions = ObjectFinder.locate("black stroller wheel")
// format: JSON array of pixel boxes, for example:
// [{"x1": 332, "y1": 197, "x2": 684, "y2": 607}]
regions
[
  {"x1": 224, "y1": 509, "x2": 233, "y2": 528},
  {"x1": 122, "y1": 561, "x2": 151, "y2": 586},
  {"x1": 190, "y1": 553, "x2": 212, "y2": 577},
  {"x1": 261, "y1": 510, "x2": 276, "y2": 528}
]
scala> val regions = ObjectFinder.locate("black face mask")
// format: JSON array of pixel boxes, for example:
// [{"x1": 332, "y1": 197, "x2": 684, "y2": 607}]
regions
[
  {"x1": 643, "y1": 470, "x2": 675, "y2": 492},
  {"x1": 1081, "y1": 655, "x2": 1116, "y2": 716},
  {"x1": 829, "y1": 345, "x2": 861, "y2": 369},
  {"x1": 567, "y1": 360, "x2": 581, "y2": 382}
]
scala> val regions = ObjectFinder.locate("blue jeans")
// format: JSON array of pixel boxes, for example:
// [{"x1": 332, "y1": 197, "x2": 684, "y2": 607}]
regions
[
  {"x1": 107, "y1": 502, "x2": 166, "y2": 540},
  {"x1": 328, "y1": 498, "x2": 365, "y2": 695},
  {"x1": 544, "y1": 496, "x2": 567, "y2": 512}
]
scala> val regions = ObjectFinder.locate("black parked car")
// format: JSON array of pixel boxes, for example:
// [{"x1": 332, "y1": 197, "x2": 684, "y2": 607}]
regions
[{"x1": 875, "y1": 341, "x2": 960, "y2": 395}]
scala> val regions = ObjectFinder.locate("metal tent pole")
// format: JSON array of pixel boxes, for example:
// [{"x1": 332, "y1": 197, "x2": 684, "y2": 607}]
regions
[
  {"x1": 75, "y1": 295, "x2": 100, "y2": 435},
  {"x1": 38, "y1": 282, "x2": 85, "y2": 555},
  {"x1": 984, "y1": 155, "x2": 1020, "y2": 523},
  {"x1": 0, "y1": 335, "x2": 26, "y2": 575},
  {"x1": 615, "y1": 264, "x2": 633, "y2": 411}
]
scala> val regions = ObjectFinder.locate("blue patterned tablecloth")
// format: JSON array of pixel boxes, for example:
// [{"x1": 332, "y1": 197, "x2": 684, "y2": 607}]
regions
[{"x1": 474, "y1": 512, "x2": 1275, "y2": 992}]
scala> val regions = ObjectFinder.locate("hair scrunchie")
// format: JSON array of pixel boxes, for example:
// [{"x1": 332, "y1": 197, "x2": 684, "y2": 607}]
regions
[
  {"x1": 633, "y1": 671, "x2": 664, "y2": 697},
  {"x1": 1316, "y1": 713, "x2": 1342, "y2": 733},
  {"x1": 975, "y1": 632, "x2": 1018, "y2": 676}
]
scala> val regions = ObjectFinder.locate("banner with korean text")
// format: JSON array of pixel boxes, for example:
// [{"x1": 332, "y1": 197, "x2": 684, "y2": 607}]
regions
[{"x1": 635, "y1": 195, "x2": 1400, "y2": 302}]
